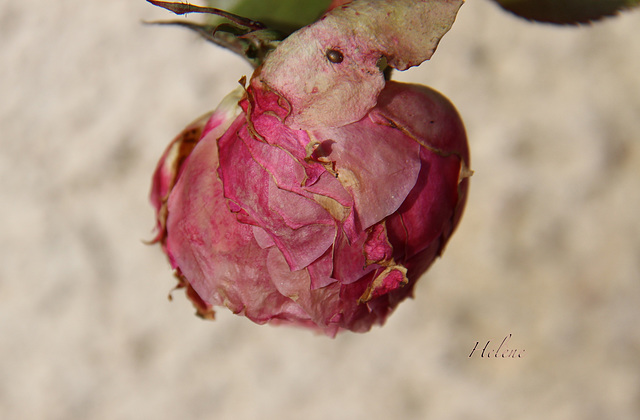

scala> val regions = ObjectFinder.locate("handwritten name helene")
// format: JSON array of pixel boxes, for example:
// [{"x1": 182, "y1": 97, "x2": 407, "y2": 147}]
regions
[{"x1": 469, "y1": 334, "x2": 525, "y2": 358}]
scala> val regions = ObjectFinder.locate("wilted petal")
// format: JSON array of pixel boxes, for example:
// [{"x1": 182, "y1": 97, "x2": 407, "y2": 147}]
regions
[
  {"x1": 363, "y1": 223, "x2": 394, "y2": 265},
  {"x1": 359, "y1": 266, "x2": 409, "y2": 303},
  {"x1": 165, "y1": 127, "x2": 288, "y2": 323},
  {"x1": 259, "y1": 0, "x2": 464, "y2": 129},
  {"x1": 151, "y1": 87, "x2": 243, "y2": 244},
  {"x1": 149, "y1": 1, "x2": 470, "y2": 335},
  {"x1": 217, "y1": 112, "x2": 337, "y2": 272},
  {"x1": 313, "y1": 115, "x2": 422, "y2": 231},
  {"x1": 379, "y1": 82, "x2": 470, "y2": 261}
]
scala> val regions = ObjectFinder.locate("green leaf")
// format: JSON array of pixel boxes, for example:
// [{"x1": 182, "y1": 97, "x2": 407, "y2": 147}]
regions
[
  {"x1": 207, "y1": 0, "x2": 332, "y2": 34},
  {"x1": 146, "y1": 1, "x2": 286, "y2": 67},
  {"x1": 491, "y1": 0, "x2": 640, "y2": 24}
]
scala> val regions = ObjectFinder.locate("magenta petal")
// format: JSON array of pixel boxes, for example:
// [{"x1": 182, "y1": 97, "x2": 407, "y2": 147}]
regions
[
  {"x1": 266, "y1": 248, "x2": 342, "y2": 333},
  {"x1": 363, "y1": 223, "x2": 394, "y2": 264},
  {"x1": 332, "y1": 230, "x2": 377, "y2": 285},
  {"x1": 165, "y1": 129, "x2": 291, "y2": 323},
  {"x1": 360, "y1": 267, "x2": 409, "y2": 303},
  {"x1": 303, "y1": 171, "x2": 354, "y2": 210},
  {"x1": 380, "y1": 82, "x2": 470, "y2": 261},
  {"x1": 386, "y1": 149, "x2": 463, "y2": 260},
  {"x1": 252, "y1": 226, "x2": 275, "y2": 249},
  {"x1": 306, "y1": 246, "x2": 337, "y2": 290},
  {"x1": 151, "y1": 88, "x2": 244, "y2": 245},
  {"x1": 313, "y1": 116, "x2": 421, "y2": 230},
  {"x1": 246, "y1": 81, "x2": 327, "y2": 185},
  {"x1": 375, "y1": 81, "x2": 469, "y2": 161},
  {"x1": 217, "y1": 117, "x2": 336, "y2": 272},
  {"x1": 150, "y1": 111, "x2": 213, "y2": 243}
]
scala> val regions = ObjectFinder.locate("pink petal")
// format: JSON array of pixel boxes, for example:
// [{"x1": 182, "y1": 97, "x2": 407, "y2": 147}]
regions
[
  {"x1": 313, "y1": 112, "x2": 422, "y2": 231},
  {"x1": 217, "y1": 117, "x2": 336, "y2": 272}
]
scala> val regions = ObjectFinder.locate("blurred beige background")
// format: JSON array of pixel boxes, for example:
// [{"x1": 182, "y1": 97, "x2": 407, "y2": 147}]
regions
[{"x1": 1, "y1": 1, "x2": 639, "y2": 419}]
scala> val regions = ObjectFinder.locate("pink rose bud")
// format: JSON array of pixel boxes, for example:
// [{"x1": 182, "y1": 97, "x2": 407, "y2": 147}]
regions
[{"x1": 150, "y1": 0, "x2": 469, "y2": 335}]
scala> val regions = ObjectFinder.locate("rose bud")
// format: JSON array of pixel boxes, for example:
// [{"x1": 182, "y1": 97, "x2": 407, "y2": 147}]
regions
[{"x1": 150, "y1": 0, "x2": 469, "y2": 335}]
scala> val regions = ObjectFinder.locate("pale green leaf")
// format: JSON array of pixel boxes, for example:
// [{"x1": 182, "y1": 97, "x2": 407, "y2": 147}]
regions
[
  {"x1": 259, "y1": 0, "x2": 465, "y2": 129},
  {"x1": 207, "y1": 0, "x2": 332, "y2": 33}
]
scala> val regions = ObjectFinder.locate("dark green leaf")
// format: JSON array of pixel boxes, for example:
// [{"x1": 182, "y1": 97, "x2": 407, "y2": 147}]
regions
[{"x1": 491, "y1": 0, "x2": 640, "y2": 24}]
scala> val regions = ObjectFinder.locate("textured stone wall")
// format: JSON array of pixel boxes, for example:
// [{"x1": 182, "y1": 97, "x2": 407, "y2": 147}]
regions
[{"x1": 1, "y1": 1, "x2": 639, "y2": 419}]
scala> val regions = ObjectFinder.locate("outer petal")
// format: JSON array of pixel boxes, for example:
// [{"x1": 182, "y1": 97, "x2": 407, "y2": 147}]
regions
[
  {"x1": 312, "y1": 115, "x2": 422, "y2": 231},
  {"x1": 150, "y1": 87, "x2": 244, "y2": 245},
  {"x1": 259, "y1": 0, "x2": 464, "y2": 129},
  {"x1": 377, "y1": 82, "x2": 470, "y2": 263},
  {"x1": 374, "y1": 81, "x2": 469, "y2": 160},
  {"x1": 217, "y1": 95, "x2": 339, "y2": 272},
  {"x1": 165, "y1": 121, "x2": 303, "y2": 323},
  {"x1": 150, "y1": 111, "x2": 212, "y2": 244}
]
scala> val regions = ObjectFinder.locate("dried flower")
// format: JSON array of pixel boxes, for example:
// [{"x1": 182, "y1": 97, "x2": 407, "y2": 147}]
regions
[{"x1": 150, "y1": 0, "x2": 469, "y2": 335}]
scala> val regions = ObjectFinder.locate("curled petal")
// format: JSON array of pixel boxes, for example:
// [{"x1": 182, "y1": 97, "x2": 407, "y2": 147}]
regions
[{"x1": 259, "y1": 0, "x2": 464, "y2": 129}]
